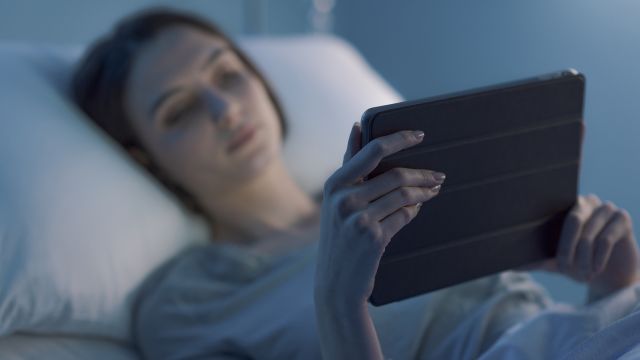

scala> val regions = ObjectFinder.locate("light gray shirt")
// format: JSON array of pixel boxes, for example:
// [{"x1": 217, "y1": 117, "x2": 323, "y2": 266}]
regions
[{"x1": 134, "y1": 238, "x2": 561, "y2": 359}]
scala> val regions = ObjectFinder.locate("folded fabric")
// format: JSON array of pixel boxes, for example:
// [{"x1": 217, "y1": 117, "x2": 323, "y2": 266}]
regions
[{"x1": 478, "y1": 283, "x2": 640, "y2": 359}]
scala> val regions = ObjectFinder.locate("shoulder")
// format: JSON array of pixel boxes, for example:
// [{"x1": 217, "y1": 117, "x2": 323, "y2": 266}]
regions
[
  {"x1": 133, "y1": 242, "x2": 271, "y2": 320},
  {"x1": 132, "y1": 243, "x2": 258, "y2": 358},
  {"x1": 132, "y1": 239, "x2": 320, "y2": 359}
]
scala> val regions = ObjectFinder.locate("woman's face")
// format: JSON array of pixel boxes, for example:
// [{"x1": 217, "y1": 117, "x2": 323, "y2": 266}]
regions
[{"x1": 125, "y1": 25, "x2": 283, "y2": 197}]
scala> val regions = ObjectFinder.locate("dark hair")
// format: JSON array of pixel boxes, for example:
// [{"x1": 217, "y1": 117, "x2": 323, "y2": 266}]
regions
[{"x1": 72, "y1": 7, "x2": 288, "y2": 221}]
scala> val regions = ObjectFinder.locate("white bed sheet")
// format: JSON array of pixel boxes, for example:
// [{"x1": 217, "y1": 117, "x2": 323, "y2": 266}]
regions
[{"x1": 479, "y1": 283, "x2": 640, "y2": 359}]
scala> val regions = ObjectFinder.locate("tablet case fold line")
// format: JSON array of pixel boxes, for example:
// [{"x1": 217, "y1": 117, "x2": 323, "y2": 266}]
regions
[
  {"x1": 383, "y1": 116, "x2": 582, "y2": 161},
  {"x1": 380, "y1": 212, "x2": 565, "y2": 264},
  {"x1": 424, "y1": 160, "x2": 580, "y2": 195}
]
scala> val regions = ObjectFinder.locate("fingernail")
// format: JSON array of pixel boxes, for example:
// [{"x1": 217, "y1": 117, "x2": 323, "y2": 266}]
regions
[
  {"x1": 416, "y1": 202, "x2": 423, "y2": 210},
  {"x1": 354, "y1": 122, "x2": 361, "y2": 128},
  {"x1": 433, "y1": 172, "x2": 446, "y2": 182},
  {"x1": 431, "y1": 184, "x2": 441, "y2": 192},
  {"x1": 414, "y1": 130, "x2": 424, "y2": 140}
]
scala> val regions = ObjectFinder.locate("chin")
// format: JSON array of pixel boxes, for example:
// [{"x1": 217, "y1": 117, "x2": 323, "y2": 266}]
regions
[{"x1": 233, "y1": 134, "x2": 279, "y2": 181}]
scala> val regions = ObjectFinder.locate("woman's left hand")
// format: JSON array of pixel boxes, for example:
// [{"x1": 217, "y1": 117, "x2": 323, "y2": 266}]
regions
[{"x1": 520, "y1": 194, "x2": 640, "y2": 300}]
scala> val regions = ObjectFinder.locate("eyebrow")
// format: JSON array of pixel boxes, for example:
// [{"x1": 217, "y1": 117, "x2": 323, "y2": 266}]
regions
[
  {"x1": 201, "y1": 47, "x2": 227, "y2": 71},
  {"x1": 148, "y1": 47, "x2": 229, "y2": 120}
]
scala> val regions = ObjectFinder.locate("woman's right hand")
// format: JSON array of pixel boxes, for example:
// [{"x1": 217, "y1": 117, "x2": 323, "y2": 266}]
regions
[{"x1": 314, "y1": 122, "x2": 446, "y2": 309}]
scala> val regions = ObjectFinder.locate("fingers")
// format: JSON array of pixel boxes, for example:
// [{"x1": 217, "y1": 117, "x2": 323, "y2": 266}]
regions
[
  {"x1": 574, "y1": 201, "x2": 616, "y2": 280},
  {"x1": 342, "y1": 122, "x2": 362, "y2": 166},
  {"x1": 336, "y1": 167, "x2": 445, "y2": 219},
  {"x1": 556, "y1": 194, "x2": 634, "y2": 283},
  {"x1": 584, "y1": 193, "x2": 602, "y2": 208},
  {"x1": 367, "y1": 185, "x2": 441, "y2": 221},
  {"x1": 379, "y1": 204, "x2": 423, "y2": 246},
  {"x1": 354, "y1": 167, "x2": 445, "y2": 203},
  {"x1": 331, "y1": 130, "x2": 424, "y2": 187},
  {"x1": 592, "y1": 209, "x2": 629, "y2": 274},
  {"x1": 556, "y1": 195, "x2": 595, "y2": 273}
]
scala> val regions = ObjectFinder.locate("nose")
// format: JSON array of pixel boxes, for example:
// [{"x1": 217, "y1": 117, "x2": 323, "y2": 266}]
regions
[{"x1": 198, "y1": 87, "x2": 240, "y2": 131}]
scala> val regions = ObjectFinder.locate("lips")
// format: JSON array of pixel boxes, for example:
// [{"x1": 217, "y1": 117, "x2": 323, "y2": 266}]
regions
[{"x1": 227, "y1": 122, "x2": 257, "y2": 153}]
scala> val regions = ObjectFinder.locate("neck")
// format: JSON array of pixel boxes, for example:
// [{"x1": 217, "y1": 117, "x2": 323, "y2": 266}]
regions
[{"x1": 199, "y1": 157, "x2": 319, "y2": 245}]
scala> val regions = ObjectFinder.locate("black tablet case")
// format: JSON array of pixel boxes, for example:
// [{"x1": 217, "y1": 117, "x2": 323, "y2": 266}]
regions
[{"x1": 361, "y1": 70, "x2": 585, "y2": 306}]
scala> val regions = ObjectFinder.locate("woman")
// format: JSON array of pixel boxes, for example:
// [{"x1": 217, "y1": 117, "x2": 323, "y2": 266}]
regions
[{"x1": 72, "y1": 7, "x2": 640, "y2": 359}]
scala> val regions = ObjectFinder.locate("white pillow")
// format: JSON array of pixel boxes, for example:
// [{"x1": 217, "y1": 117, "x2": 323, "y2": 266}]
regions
[
  {"x1": 0, "y1": 48, "x2": 210, "y2": 342},
  {"x1": 237, "y1": 35, "x2": 402, "y2": 194},
  {"x1": 0, "y1": 34, "x2": 401, "y2": 343}
]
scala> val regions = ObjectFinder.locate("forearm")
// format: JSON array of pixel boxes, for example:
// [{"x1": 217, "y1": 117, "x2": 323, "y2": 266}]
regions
[{"x1": 315, "y1": 299, "x2": 384, "y2": 360}]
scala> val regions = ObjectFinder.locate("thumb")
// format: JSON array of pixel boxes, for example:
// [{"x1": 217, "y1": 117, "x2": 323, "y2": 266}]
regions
[{"x1": 342, "y1": 121, "x2": 362, "y2": 166}]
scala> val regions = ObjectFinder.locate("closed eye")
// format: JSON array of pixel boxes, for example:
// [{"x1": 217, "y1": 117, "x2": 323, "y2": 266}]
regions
[
  {"x1": 215, "y1": 67, "x2": 245, "y2": 89},
  {"x1": 164, "y1": 98, "x2": 198, "y2": 128}
]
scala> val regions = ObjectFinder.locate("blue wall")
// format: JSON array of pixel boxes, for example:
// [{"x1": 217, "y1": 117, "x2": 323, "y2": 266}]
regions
[{"x1": 0, "y1": 0, "x2": 311, "y2": 44}]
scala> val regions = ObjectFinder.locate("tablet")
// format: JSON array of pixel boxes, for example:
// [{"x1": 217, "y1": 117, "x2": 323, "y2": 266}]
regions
[{"x1": 361, "y1": 69, "x2": 586, "y2": 306}]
